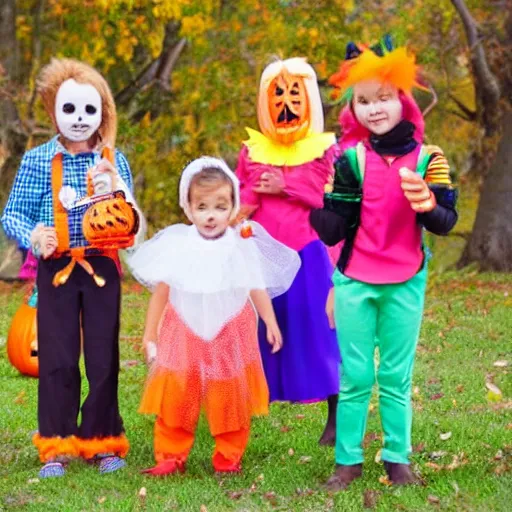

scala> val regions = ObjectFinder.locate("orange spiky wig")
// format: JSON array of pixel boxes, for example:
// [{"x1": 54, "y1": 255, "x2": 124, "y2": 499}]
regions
[
  {"x1": 37, "y1": 58, "x2": 117, "y2": 147},
  {"x1": 329, "y1": 36, "x2": 425, "y2": 101}
]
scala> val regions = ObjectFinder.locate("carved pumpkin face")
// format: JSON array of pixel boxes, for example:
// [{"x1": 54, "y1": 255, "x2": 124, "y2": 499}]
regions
[
  {"x1": 82, "y1": 192, "x2": 139, "y2": 249},
  {"x1": 266, "y1": 70, "x2": 310, "y2": 144},
  {"x1": 7, "y1": 303, "x2": 38, "y2": 378}
]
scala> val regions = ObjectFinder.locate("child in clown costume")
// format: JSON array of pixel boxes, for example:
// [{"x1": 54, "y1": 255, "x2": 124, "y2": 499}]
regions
[
  {"x1": 310, "y1": 39, "x2": 458, "y2": 488},
  {"x1": 2, "y1": 59, "x2": 144, "y2": 478},
  {"x1": 236, "y1": 58, "x2": 340, "y2": 445},
  {"x1": 128, "y1": 157, "x2": 300, "y2": 475}
]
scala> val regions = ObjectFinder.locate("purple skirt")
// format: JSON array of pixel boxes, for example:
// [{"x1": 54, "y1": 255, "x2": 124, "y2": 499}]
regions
[{"x1": 258, "y1": 240, "x2": 340, "y2": 402}]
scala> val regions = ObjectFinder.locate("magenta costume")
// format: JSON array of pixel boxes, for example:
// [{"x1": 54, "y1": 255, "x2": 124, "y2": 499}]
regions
[{"x1": 236, "y1": 139, "x2": 340, "y2": 402}]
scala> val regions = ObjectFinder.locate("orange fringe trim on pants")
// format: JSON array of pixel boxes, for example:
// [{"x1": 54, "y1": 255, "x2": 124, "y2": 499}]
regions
[
  {"x1": 33, "y1": 434, "x2": 80, "y2": 463},
  {"x1": 76, "y1": 434, "x2": 130, "y2": 459}
]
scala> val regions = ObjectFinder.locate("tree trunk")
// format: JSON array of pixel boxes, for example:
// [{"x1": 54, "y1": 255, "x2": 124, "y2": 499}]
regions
[
  {"x1": 458, "y1": 111, "x2": 512, "y2": 270},
  {"x1": 0, "y1": 0, "x2": 27, "y2": 206},
  {"x1": 0, "y1": 0, "x2": 27, "y2": 279}
]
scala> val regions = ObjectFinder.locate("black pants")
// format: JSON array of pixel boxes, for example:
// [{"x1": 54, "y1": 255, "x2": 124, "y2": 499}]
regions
[{"x1": 36, "y1": 256, "x2": 124, "y2": 440}]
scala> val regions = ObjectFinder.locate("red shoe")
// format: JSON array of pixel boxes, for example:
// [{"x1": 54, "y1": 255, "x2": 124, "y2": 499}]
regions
[
  {"x1": 141, "y1": 459, "x2": 186, "y2": 476},
  {"x1": 212, "y1": 453, "x2": 242, "y2": 473}
]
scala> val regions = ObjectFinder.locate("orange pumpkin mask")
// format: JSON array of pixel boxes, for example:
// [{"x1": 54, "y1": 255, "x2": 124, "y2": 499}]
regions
[{"x1": 266, "y1": 70, "x2": 310, "y2": 144}]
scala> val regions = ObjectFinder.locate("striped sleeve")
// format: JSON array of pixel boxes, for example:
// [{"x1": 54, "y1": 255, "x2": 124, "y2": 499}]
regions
[{"x1": 424, "y1": 146, "x2": 453, "y2": 187}]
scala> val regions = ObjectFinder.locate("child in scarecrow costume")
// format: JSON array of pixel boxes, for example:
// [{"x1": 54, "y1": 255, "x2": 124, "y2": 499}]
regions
[
  {"x1": 128, "y1": 157, "x2": 300, "y2": 475},
  {"x1": 236, "y1": 58, "x2": 340, "y2": 445},
  {"x1": 2, "y1": 58, "x2": 144, "y2": 478},
  {"x1": 310, "y1": 38, "x2": 458, "y2": 488}
]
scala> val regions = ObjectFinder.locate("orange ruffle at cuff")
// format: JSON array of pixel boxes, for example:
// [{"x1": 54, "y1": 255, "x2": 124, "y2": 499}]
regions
[
  {"x1": 32, "y1": 433, "x2": 130, "y2": 462},
  {"x1": 33, "y1": 433, "x2": 80, "y2": 463},
  {"x1": 76, "y1": 434, "x2": 130, "y2": 460}
]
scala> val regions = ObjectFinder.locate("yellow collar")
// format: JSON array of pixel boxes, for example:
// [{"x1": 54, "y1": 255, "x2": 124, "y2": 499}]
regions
[{"x1": 243, "y1": 128, "x2": 336, "y2": 166}]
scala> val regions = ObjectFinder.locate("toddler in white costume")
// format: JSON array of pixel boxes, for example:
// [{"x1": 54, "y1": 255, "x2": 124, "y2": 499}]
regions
[{"x1": 128, "y1": 157, "x2": 300, "y2": 475}]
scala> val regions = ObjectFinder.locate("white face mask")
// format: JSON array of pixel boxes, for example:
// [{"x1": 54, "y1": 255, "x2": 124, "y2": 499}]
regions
[
  {"x1": 353, "y1": 80, "x2": 403, "y2": 135},
  {"x1": 55, "y1": 79, "x2": 102, "y2": 142}
]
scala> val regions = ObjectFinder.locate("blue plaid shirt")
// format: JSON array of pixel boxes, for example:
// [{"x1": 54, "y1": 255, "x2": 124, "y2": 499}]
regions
[{"x1": 1, "y1": 136, "x2": 133, "y2": 249}]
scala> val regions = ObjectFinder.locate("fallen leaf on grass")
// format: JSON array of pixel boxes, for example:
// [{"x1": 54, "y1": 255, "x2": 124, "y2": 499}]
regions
[
  {"x1": 27, "y1": 478, "x2": 39, "y2": 484},
  {"x1": 263, "y1": 491, "x2": 278, "y2": 506},
  {"x1": 430, "y1": 393, "x2": 444, "y2": 401},
  {"x1": 363, "y1": 489, "x2": 382, "y2": 509},
  {"x1": 374, "y1": 449, "x2": 382, "y2": 463},
  {"x1": 363, "y1": 432, "x2": 380, "y2": 448},
  {"x1": 138, "y1": 487, "x2": 146, "y2": 498},
  {"x1": 506, "y1": 423, "x2": 512, "y2": 430},
  {"x1": 378, "y1": 475, "x2": 392, "y2": 486},
  {"x1": 14, "y1": 391, "x2": 26, "y2": 405},
  {"x1": 494, "y1": 450, "x2": 504, "y2": 461},
  {"x1": 413, "y1": 442, "x2": 426, "y2": 453},
  {"x1": 226, "y1": 491, "x2": 243, "y2": 500},
  {"x1": 427, "y1": 495, "x2": 440, "y2": 505},
  {"x1": 120, "y1": 359, "x2": 140, "y2": 368},
  {"x1": 430, "y1": 451, "x2": 447, "y2": 459},
  {"x1": 298, "y1": 456, "x2": 312, "y2": 464},
  {"x1": 493, "y1": 360, "x2": 509, "y2": 368},
  {"x1": 280, "y1": 425, "x2": 292, "y2": 433},
  {"x1": 486, "y1": 382, "x2": 503, "y2": 402},
  {"x1": 426, "y1": 453, "x2": 467, "y2": 471},
  {"x1": 456, "y1": 384, "x2": 464, "y2": 393},
  {"x1": 200, "y1": 506, "x2": 208, "y2": 512},
  {"x1": 295, "y1": 414, "x2": 305, "y2": 419},
  {"x1": 288, "y1": 448, "x2": 294, "y2": 456},
  {"x1": 440, "y1": 432, "x2": 452, "y2": 441},
  {"x1": 446, "y1": 453, "x2": 467, "y2": 470},
  {"x1": 296, "y1": 488, "x2": 316, "y2": 497},
  {"x1": 98, "y1": 496, "x2": 106, "y2": 504},
  {"x1": 493, "y1": 462, "x2": 510, "y2": 475}
]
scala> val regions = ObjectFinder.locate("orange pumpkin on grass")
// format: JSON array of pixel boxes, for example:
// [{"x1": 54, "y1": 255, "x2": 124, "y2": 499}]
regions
[{"x1": 7, "y1": 292, "x2": 38, "y2": 378}]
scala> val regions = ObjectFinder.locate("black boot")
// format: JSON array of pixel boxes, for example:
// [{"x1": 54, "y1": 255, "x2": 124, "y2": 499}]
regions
[
  {"x1": 384, "y1": 461, "x2": 422, "y2": 486},
  {"x1": 319, "y1": 394, "x2": 337, "y2": 446},
  {"x1": 325, "y1": 463, "x2": 362, "y2": 491}
]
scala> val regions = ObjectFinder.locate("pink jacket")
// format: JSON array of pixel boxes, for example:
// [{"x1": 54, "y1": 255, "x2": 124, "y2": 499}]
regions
[{"x1": 236, "y1": 145, "x2": 337, "y2": 252}]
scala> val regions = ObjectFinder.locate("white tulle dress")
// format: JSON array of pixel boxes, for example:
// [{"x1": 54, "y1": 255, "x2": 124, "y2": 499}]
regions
[{"x1": 127, "y1": 221, "x2": 300, "y2": 434}]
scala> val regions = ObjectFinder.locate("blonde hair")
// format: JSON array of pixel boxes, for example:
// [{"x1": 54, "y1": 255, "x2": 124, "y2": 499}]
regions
[{"x1": 37, "y1": 58, "x2": 117, "y2": 147}]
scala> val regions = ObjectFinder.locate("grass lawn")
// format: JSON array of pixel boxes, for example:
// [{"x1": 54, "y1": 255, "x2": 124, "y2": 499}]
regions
[{"x1": 0, "y1": 182, "x2": 511, "y2": 511}]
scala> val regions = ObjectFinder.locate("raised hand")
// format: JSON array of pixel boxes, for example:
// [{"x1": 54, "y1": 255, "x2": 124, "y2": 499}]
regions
[{"x1": 399, "y1": 167, "x2": 436, "y2": 213}]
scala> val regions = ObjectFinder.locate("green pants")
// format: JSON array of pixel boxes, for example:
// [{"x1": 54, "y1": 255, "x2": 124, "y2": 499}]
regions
[{"x1": 333, "y1": 266, "x2": 427, "y2": 465}]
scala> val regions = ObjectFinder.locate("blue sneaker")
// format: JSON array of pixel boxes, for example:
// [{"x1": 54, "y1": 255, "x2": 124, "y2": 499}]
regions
[
  {"x1": 39, "y1": 462, "x2": 65, "y2": 478},
  {"x1": 98, "y1": 456, "x2": 126, "y2": 474}
]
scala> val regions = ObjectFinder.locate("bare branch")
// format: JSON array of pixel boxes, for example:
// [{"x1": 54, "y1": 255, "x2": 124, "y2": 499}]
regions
[
  {"x1": 115, "y1": 59, "x2": 161, "y2": 106},
  {"x1": 448, "y1": 92, "x2": 477, "y2": 121},
  {"x1": 446, "y1": 108, "x2": 474, "y2": 122},
  {"x1": 155, "y1": 38, "x2": 187, "y2": 90},
  {"x1": 116, "y1": 22, "x2": 186, "y2": 105},
  {"x1": 422, "y1": 84, "x2": 438, "y2": 118},
  {"x1": 450, "y1": 0, "x2": 501, "y2": 106}
]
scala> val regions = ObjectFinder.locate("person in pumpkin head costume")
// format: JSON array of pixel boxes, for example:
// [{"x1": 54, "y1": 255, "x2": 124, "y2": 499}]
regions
[
  {"x1": 236, "y1": 57, "x2": 340, "y2": 445},
  {"x1": 310, "y1": 37, "x2": 458, "y2": 489},
  {"x1": 2, "y1": 58, "x2": 144, "y2": 478}
]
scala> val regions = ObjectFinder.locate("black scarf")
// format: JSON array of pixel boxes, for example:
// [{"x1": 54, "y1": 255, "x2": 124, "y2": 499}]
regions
[{"x1": 369, "y1": 120, "x2": 418, "y2": 156}]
